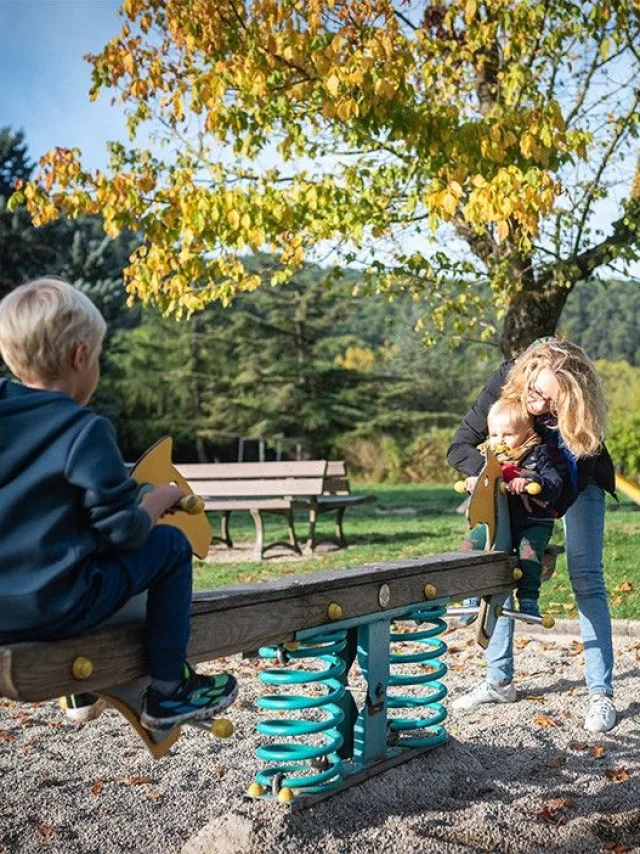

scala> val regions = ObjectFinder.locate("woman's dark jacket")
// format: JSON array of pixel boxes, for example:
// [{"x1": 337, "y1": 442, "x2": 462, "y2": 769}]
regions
[{"x1": 446, "y1": 361, "x2": 616, "y2": 514}]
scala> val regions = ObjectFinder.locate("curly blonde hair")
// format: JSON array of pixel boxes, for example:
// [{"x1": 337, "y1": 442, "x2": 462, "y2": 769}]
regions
[{"x1": 501, "y1": 339, "x2": 607, "y2": 458}]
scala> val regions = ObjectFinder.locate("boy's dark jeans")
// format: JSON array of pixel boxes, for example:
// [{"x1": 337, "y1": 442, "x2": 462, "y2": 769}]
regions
[
  {"x1": 5, "y1": 526, "x2": 193, "y2": 682},
  {"x1": 466, "y1": 520, "x2": 553, "y2": 603}
]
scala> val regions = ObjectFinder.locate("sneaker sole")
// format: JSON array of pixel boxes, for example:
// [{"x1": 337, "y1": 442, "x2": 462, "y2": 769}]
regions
[
  {"x1": 62, "y1": 698, "x2": 108, "y2": 724},
  {"x1": 140, "y1": 682, "x2": 239, "y2": 732}
]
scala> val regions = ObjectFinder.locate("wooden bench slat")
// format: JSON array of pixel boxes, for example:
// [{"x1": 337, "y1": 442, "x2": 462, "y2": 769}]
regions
[
  {"x1": 191, "y1": 477, "x2": 326, "y2": 497},
  {"x1": 204, "y1": 498, "x2": 292, "y2": 511},
  {"x1": 177, "y1": 461, "x2": 327, "y2": 480}
]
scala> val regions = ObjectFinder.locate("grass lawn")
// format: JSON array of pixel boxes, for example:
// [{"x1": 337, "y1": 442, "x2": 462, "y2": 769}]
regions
[{"x1": 193, "y1": 483, "x2": 640, "y2": 621}]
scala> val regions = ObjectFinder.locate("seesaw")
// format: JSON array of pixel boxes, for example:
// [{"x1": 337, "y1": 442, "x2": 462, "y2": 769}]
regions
[{"x1": 0, "y1": 440, "x2": 542, "y2": 808}]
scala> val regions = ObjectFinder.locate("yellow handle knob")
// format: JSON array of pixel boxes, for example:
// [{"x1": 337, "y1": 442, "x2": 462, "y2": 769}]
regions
[
  {"x1": 541, "y1": 614, "x2": 555, "y2": 629},
  {"x1": 453, "y1": 481, "x2": 467, "y2": 494},
  {"x1": 178, "y1": 495, "x2": 205, "y2": 514},
  {"x1": 72, "y1": 656, "x2": 93, "y2": 680},
  {"x1": 513, "y1": 567, "x2": 523, "y2": 581},
  {"x1": 500, "y1": 481, "x2": 542, "y2": 495}
]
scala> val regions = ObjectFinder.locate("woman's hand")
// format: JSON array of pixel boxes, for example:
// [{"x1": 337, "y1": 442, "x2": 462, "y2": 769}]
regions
[{"x1": 140, "y1": 484, "x2": 186, "y2": 525}]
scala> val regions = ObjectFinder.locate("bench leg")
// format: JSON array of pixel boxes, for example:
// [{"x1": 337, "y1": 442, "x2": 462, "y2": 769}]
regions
[
  {"x1": 250, "y1": 508, "x2": 303, "y2": 560},
  {"x1": 220, "y1": 510, "x2": 233, "y2": 549},
  {"x1": 210, "y1": 511, "x2": 233, "y2": 549},
  {"x1": 335, "y1": 506, "x2": 347, "y2": 548},
  {"x1": 250, "y1": 509, "x2": 265, "y2": 560},
  {"x1": 305, "y1": 505, "x2": 319, "y2": 554}
]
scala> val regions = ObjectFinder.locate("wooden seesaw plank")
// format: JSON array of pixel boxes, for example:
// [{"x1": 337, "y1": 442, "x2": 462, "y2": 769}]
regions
[{"x1": 0, "y1": 550, "x2": 515, "y2": 703}]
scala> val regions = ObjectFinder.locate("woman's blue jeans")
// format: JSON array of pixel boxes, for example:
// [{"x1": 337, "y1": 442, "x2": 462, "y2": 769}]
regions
[{"x1": 486, "y1": 484, "x2": 614, "y2": 696}]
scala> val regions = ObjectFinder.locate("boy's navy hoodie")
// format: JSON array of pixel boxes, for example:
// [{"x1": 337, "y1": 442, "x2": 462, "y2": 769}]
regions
[{"x1": 0, "y1": 378, "x2": 151, "y2": 635}]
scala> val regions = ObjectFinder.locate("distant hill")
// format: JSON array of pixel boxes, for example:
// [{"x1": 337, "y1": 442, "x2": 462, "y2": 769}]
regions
[{"x1": 560, "y1": 278, "x2": 640, "y2": 365}]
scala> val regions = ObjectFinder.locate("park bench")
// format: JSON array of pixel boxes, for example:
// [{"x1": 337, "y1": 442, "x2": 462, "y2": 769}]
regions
[{"x1": 175, "y1": 459, "x2": 374, "y2": 560}]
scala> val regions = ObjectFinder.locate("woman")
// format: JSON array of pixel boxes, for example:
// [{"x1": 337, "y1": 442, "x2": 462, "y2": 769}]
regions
[{"x1": 447, "y1": 339, "x2": 617, "y2": 733}]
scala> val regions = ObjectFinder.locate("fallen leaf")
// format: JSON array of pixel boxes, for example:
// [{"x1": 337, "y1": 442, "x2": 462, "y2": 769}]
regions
[
  {"x1": 525, "y1": 695, "x2": 546, "y2": 702},
  {"x1": 615, "y1": 581, "x2": 634, "y2": 592},
  {"x1": 0, "y1": 731, "x2": 16, "y2": 743},
  {"x1": 120, "y1": 776, "x2": 151, "y2": 786},
  {"x1": 591, "y1": 745, "x2": 607, "y2": 759},
  {"x1": 35, "y1": 825, "x2": 56, "y2": 838},
  {"x1": 569, "y1": 740, "x2": 588, "y2": 751},
  {"x1": 533, "y1": 713, "x2": 558, "y2": 728},
  {"x1": 605, "y1": 767, "x2": 630, "y2": 783},
  {"x1": 611, "y1": 596, "x2": 623, "y2": 607},
  {"x1": 536, "y1": 805, "x2": 567, "y2": 826},
  {"x1": 91, "y1": 780, "x2": 104, "y2": 796},
  {"x1": 514, "y1": 638, "x2": 531, "y2": 650},
  {"x1": 602, "y1": 843, "x2": 630, "y2": 853},
  {"x1": 145, "y1": 790, "x2": 163, "y2": 800},
  {"x1": 548, "y1": 756, "x2": 566, "y2": 768}
]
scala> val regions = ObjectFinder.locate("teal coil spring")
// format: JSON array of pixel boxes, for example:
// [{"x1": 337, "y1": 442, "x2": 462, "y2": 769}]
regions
[
  {"x1": 386, "y1": 604, "x2": 448, "y2": 747},
  {"x1": 255, "y1": 628, "x2": 347, "y2": 796}
]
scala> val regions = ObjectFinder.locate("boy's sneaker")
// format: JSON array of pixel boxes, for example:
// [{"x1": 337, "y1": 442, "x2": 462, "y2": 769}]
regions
[
  {"x1": 141, "y1": 663, "x2": 238, "y2": 731},
  {"x1": 452, "y1": 597, "x2": 480, "y2": 628},
  {"x1": 584, "y1": 693, "x2": 617, "y2": 733},
  {"x1": 59, "y1": 693, "x2": 106, "y2": 724},
  {"x1": 451, "y1": 679, "x2": 517, "y2": 711},
  {"x1": 518, "y1": 598, "x2": 541, "y2": 618}
]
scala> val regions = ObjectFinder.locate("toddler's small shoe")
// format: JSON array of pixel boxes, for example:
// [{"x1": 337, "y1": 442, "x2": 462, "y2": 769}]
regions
[
  {"x1": 141, "y1": 663, "x2": 238, "y2": 731},
  {"x1": 518, "y1": 598, "x2": 541, "y2": 618},
  {"x1": 452, "y1": 596, "x2": 480, "y2": 627}
]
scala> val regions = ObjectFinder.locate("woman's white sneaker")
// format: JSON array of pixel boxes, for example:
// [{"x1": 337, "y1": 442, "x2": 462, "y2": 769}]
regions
[
  {"x1": 584, "y1": 693, "x2": 616, "y2": 733},
  {"x1": 451, "y1": 679, "x2": 517, "y2": 711}
]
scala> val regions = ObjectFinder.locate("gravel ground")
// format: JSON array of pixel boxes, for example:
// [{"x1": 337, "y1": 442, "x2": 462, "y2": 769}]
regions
[{"x1": 2, "y1": 626, "x2": 640, "y2": 854}]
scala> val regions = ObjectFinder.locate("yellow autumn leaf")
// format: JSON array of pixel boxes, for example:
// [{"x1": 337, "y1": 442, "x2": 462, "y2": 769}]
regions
[
  {"x1": 465, "y1": 0, "x2": 477, "y2": 24},
  {"x1": 496, "y1": 219, "x2": 509, "y2": 241},
  {"x1": 227, "y1": 209, "x2": 240, "y2": 229},
  {"x1": 326, "y1": 74, "x2": 340, "y2": 98},
  {"x1": 441, "y1": 192, "x2": 457, "y2": 216}
]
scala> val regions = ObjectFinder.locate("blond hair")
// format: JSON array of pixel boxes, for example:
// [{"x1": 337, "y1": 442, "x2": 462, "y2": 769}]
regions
[
  {"x1": 487, "y1": 397, "x2": 534, "y2": 432},
  {"x1": 0, "y1": 278, "x2": 106, "y2": 383},
  {"x1": 502, "y1": 339, "x2": 606, "y2": 457}
]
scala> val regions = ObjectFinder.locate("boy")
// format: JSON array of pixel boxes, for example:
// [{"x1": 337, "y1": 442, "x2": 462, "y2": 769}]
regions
[
  {"x1": 0, "y1": 278, "x2": 237, "y2": 730},
  {"x1": 459, "y1": 397, "x2": 565, "y2": 617}
]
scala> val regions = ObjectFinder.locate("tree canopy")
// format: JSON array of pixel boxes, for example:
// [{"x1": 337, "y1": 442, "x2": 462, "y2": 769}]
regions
[{"x1": 13, "y1": 0, "x2": 640, "y2": 354}]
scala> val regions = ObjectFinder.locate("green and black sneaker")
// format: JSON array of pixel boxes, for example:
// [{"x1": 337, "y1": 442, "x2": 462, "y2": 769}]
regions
[{"x1": 140, "y1": 663, "x2": 238, "y2": 731}]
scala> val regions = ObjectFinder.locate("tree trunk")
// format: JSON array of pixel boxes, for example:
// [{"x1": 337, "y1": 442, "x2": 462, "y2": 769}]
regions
[{"x1": 500, "y1": 284, "x2": 571, "y2": 358}]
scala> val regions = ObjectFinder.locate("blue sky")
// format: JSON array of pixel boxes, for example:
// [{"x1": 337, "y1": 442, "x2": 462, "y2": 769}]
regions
[{"x1": 0, "y1": 0, "x2": 127, "y2": 168}]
